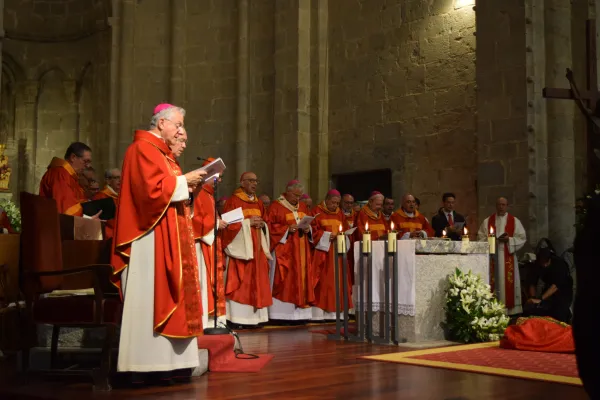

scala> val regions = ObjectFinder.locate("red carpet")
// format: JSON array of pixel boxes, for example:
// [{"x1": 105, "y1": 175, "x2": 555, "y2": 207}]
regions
[
  {"x1": 197, "y1": 335, "x2": 273, "y2": 372},
  {"x1": 361, "y1": 342, "x2": 581, "y2": 386}
]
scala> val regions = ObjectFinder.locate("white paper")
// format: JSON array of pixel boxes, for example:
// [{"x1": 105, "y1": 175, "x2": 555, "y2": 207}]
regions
[
  {"x1": 344, "y1": 227, "x2": 357, "y2": 236},
  {"x1": 196, "y1": 157, "x2": 226, "y2": 182},
  {"x1": 453, "y1": 222, "x2": 465, "y2": 230},
  {"x1": 221, "y1": 207, "x2": 244, "y2": 224},
  {"x1": 296, "y1": 215, "x2": 315, "y2": 230}
]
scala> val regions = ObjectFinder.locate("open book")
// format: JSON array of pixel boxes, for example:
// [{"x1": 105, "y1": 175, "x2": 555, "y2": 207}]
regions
[
  {"x1": 197, "y1": 157, "x2": 226, "y2": 182},
  {"x1": 81, "y1": 197, "x2": 116, "y2": 220},
  {"x1": 221, "y1": 207, "x2": 244, "y2": 224},
  {"x1": 297, "y1": 215, "x2": 316, "y2": 230}
]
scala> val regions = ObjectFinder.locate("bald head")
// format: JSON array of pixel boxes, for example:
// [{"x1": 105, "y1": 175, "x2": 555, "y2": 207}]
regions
[
  {"x1": 401, "y1": 193, "x2": 417, "y2": 213},
  {"x1": 341, "y1": 194, "x2": 354, "y2": 213},
  {"x1": 496, "y1": 197, "x2": 508, "y2": 216},
  {"x1": 240, "y1": 171, "x2": 259, "y2": 195},
  {"x1": 104, "y1": 168, "x2": 121, "y2": 193}
]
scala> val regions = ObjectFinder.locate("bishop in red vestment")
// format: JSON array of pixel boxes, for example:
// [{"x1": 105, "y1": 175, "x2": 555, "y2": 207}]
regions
[
  {"x1": 391, "y1": 194, "x2": 434, "y2": 239},
  {"x1": 354, "y1": 191, "x2": 387, "y2": 241},
  {"x1": 311, "y1": 189, "x2": 352, "y2": 320},
  {"x1": 267, "y1": 180, "x2": 318, "y2": 321},
  {"x1": 91, "y1": 168, "x2": 120, "y2": 239},
  {"x1": 192, "y1": 160, "x2": 228, "y2": 329},
  {"x1": 112, "y1": 104, "x2": 206, "y2": 374},
  {"x1": 39, "y1": 142, "x2": 92, "y2": 216},
  {"x1": 221, "y1": 172, "x2": 273, "y2": 326}
]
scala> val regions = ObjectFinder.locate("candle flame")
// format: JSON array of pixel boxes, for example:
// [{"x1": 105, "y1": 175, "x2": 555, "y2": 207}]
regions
[
  {"x1": 490, "y1": 226, "x2": 494, "y2": 235},
  {"x1": 442, "y1": 229, "x2": 447, "y2": 236},
  {"x1": 365, "y1": 222, "x2": 369, "y2": 231},
  {"x1": 464, "y1": 227, "x2": 468, "y2": 235},
  {"x1": 339, "y1": 224, "x2": 342, "y2": 233},
  {"x1": 391, "y1": 221, "x2": 395, "y2": 231}
]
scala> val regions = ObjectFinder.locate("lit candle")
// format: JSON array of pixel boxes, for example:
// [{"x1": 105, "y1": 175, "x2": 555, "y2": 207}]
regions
[
  {"x1": 488, "y1": 226, "x2": 496, "y2": 254},
  {"x1": 362, "y1": 222, "x2": 371, "y2": 253},
  {"x1": 462, "y1": 227, "x2": 469, "y2": 243},
  {"x1": 442, "y1": 229, "x2": 447, "y2": 238},
  {"x1": 336, "y1": 224, "x2": 346, "y2": 253},
  {"x1": 388, "y1": 221, "x2": 397, "y2": 253}
]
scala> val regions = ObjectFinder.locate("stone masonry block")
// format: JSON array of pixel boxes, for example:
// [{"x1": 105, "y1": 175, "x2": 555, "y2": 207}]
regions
[
  {"x1": 490, "y1": 117, "x2": 526, "y2": 142},
  {"x1": 478, "y1": 162, "x2": 505, "y2": 186}
]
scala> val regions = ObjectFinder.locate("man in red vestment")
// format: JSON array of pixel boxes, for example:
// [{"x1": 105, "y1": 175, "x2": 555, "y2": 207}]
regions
[
  {"x1": 341, "y1": 194, "x2": 356, "y2": 228},
  {"x1": 354, "y1": 191, "x2": 387, "y2": 241},
  {"x1": 39, "y1": 142, "x2": 99, "y2": 217},
  {"x1": 267, "y1": 180, "x2": 318, "y2": 322},
  {"x1": 311, "y1": 189, "x2": 352, "y2": 320},
  {"x1": 221, "y1": 171, "x2": 273, "y2": 327},
  {"x1": 91, "y1": 168, "x2": 121, "y2": 238},
  {"x1": 391, "y1": 193, "x2": 434, "y2": 239},
  {"x1": 112, "y1": 103, "x2": 207, "y2": 380},
  {"x1": 192, "y1": 157, "x2": 228, "y2": 329}
]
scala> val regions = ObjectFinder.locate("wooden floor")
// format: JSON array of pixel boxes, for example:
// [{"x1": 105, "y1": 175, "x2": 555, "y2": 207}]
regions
[{"x1": 0, "y1": 328, "x2": 588, "y2": 400}]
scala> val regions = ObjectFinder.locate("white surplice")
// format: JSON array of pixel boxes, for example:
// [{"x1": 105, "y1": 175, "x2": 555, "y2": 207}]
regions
[
  {"x1": 195, "y1": 233, "x2": 227, "y2": 329},
  {"x1": 477, "y1": 214, "x2": 526, "y2": 315},
  {"x1": 117, "y1": 175, "x2": 200, "y2": 372},
  {"x1": 223, "y1": 218, "x2": 270, "y2": 325}
]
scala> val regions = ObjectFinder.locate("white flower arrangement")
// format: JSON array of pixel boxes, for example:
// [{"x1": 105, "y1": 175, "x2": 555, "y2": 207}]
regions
[
  {"x1": 443, "y1": 268, "x2": 509, "y2": 343},
  {"x1": 0, "y1": 199, "x2": 21, "y2": 232}
]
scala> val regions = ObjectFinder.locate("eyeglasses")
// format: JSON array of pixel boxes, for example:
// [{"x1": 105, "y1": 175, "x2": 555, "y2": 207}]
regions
[{"x1": 164, "y1": 118, "x2": 184, "y2": 129}]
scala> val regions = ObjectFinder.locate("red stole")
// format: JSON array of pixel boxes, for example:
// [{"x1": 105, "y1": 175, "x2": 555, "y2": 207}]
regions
[
  {"x1": 488, "y1": 213, "x2": 516, "y2": 309},
  {"x1": 111, "y1": 130, "x2": 203, "y2": 338}
]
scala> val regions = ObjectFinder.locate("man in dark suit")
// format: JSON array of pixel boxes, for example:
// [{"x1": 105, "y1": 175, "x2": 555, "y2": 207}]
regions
[{"x1": 431, "y1": 192, "x2": 467, "y2": 240}]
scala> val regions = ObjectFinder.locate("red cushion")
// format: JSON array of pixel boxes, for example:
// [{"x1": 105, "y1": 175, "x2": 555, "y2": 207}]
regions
[{"x1": 32, "y1": 295, "x2": 122, "y2": 325}]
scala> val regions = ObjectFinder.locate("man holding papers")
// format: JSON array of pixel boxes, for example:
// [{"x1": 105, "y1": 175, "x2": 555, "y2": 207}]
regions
[
  {"x1": 311, "y1": 189, "x2": 353, "y2": 320},
  {"x1": 192, "y1": 157, "x2": 228, "y2": 329},
  {"x1": 267, "y1": 180, "x2": 319, "y2": 322},
  {"x1": 221, "y1": 172, "x2": 273, "y2": 327}
]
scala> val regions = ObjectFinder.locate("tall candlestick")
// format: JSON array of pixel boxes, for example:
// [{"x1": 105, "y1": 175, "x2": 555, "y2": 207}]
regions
[
  {"x1": 388, "y1": 221, "x2": 397, "y2": 253},
  {"x1": 336, "y1": 224, "x2": 346, "y2": 253},
  {"x1": 362, "y1": 222, "x2": 371, "y2": 253},
  {"x1": 488, "y1": 226, "x2": 496, "y2": 254}
]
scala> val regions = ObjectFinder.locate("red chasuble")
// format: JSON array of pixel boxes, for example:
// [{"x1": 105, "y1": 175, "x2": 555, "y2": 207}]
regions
[
  {"x1": 267, "y1": 197, "x2": 317, "y2": 308},
  {"x1": 92, "y1": 186, "x2": 118, "y2": 239},
  {"x1": 354, "y1": 206, "x2": 387, "y2": 240},
  {"x1": 500, "y1": 317, "x2": 574, "y2": 353},
  {"x1": 221, "y1": 188, "x2": 273, "y2": 309},
  {"x1": 39, "y1": 157, "x2": 84, "y2": 216},
  {"x1": 391, "y1": 208, "x2": 434, "y2": 238},
  {"x1": 488, "y1": 213, "x2": 516, "y2": 309},
  {"x1": 344, "y1": 209, "x2": 357, "y2": 228},
  {"x1": 111, "y1": 130, "x2": 203, "y2": 338},
  {"x1": 311, "y1": 202, "x2": 353, "y2": 312},
  {"x1": 192, "y1": 183, "x2": 226, "y2": 317}
]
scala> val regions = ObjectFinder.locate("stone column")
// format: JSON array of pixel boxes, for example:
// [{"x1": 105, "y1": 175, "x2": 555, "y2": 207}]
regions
[
  {"x1": 545, "y1": 0, "x2": 576, "y2": 253},
  {"x1": 170, "y1": 0, "x2": 187, "y2": 164},
  {"x1": 236, "y1": 0, "x2": 249, "y2": 177},
  {"x1": 108, "y1": 0, "x2": 120, "y2": 169},
  {"x1": 116, "y1": 0, "x2": 135, "y2": 162},
  {"x1": 0, "y1": 0, "x2": 4, "y2": 97}
]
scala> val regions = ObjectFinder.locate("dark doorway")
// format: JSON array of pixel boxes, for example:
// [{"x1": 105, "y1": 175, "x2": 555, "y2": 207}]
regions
[{"x1": 332, "y1": 169, "x2": 392, "y2": 202}]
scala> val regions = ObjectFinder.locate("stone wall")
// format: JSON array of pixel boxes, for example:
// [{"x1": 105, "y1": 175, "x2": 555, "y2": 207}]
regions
[
  {"x1": 1, "y1": 0, "x2": 111, "y2": 198},
  {"x1": 328, "y1": 0, "x2": 477, "y2": 223}
]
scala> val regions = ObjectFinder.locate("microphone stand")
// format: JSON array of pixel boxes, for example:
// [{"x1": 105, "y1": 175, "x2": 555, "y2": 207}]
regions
[{"x1": 204, "y1": 176, "x2": 229, "y2": 335}]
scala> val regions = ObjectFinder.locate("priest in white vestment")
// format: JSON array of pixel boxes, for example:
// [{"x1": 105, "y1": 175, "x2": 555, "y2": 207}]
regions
[{"x1": 477, "y1": 196, "x2": 527, "y2": 315}]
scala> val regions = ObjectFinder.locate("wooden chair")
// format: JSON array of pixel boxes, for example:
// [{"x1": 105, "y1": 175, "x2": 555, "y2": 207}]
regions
[{"x1": 19, "y1": 192, "x2": 121, "y2": 391}]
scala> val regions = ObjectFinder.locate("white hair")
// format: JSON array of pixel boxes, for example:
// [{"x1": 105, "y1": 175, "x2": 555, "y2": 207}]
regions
[
  {"x1": 105, "y1": 168, "x2": 120, "y2": 180},
  {"x1": 149, "y1": 106, "x2": 186, "y2": 129},
  {"x1": 286, "y1": 182, "x2": 304, "y2": 192},
  {"x1": 370, "y1": 193, "x2": 384, "y2": 201}
]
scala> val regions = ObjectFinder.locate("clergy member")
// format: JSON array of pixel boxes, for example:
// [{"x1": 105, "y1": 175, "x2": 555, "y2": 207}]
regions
[
  {"x1": 112, "y1": 103, "x2": 207, "y2": 381},
  {"x1": 221, "y1": 172, "x2": 273, "y2": 327},
  {"x1": 300, "y1": 193, "x2": 313, "y2": 210},
  {"x1": 382, "y1": 197, "x2": 395, "y2": 230},
  {"x1": 91, "y1": 168, "x2": 121, "y2": 239},
  {"x1": 341, "y1": 194, "x2": 356, "y2": 228},
  {"x1": 391, "y1": 193, "x2": 434, "y2": 239},
  {"x1": 39, "y1": 142, "x2": 98, "y2": 217},
  {"x1": 267, "y1": 180, "x2": 318, "y2": 322},
  {"x1": 192, "y1": 157, "x2": 228, "y2": 329},
  {"x1": 311, "y1": 189, "x2": 352, "y2": 320},
  {"x1": 79, "y1": 167, "x2": 99, "y2": 200},
  {"x1": 355, "y1": 191, "x2": 386, "y2": 240},
  {"x1": 259, "y1": 194, "x2": 271, "y2": 210},
  {"x1": 477, "y1": 197, "x2": 526, "y2": 315}
]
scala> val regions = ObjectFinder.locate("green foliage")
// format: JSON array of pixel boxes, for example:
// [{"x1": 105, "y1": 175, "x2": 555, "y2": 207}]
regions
[{"x1": 0, "y1": 199, "x2": 21, "y2": 233}]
